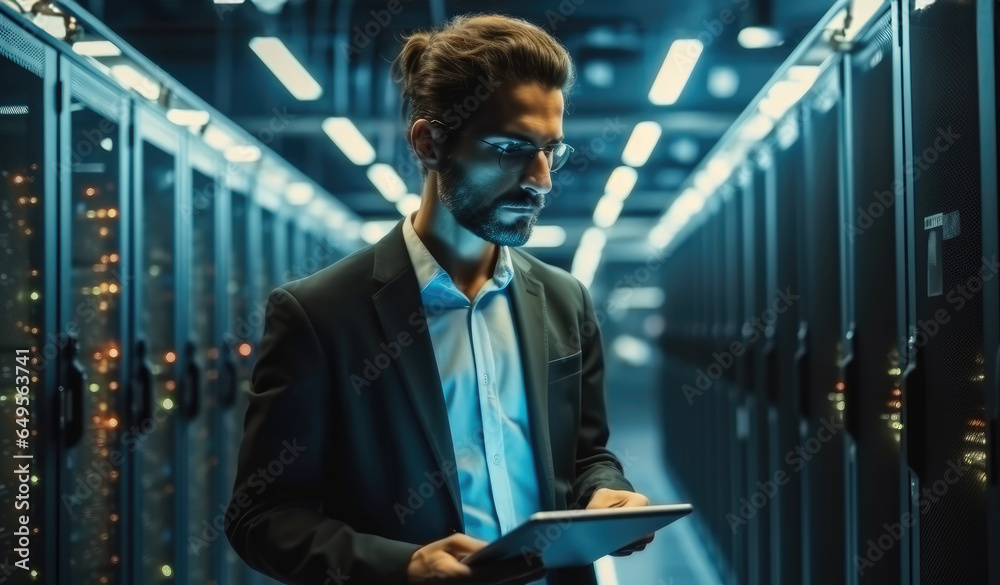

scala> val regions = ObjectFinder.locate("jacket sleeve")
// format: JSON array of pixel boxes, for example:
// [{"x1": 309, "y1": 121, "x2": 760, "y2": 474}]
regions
[
  {"x1": 224, "y1": 286, "x2": 420, "y2": 585},
  {"x1": 568, "y1": 280, "x2": 636, "y2": 510}
]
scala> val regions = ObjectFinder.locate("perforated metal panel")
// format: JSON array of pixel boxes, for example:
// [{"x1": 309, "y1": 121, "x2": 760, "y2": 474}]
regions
[
  {"x1": 906, "y1": 0, "x2": 987, "y2": 582},
  {"x1": 69, "y1": 62, "x2": 125, "y2": 122},
  {"x1": 0, "y1": 12, "x2": 45, "y2": 77}
]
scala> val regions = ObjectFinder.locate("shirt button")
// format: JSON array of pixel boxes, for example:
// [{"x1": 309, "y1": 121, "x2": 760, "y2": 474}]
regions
[
  {"x1": 493, "y1": 454, "x2": 501, "y2": 465},
  {"x1": 482, "y1": 374, "x2": 488, "y2": 385}
]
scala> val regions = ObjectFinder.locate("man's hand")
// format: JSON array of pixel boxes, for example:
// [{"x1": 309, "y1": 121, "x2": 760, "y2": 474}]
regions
[
  {"x1": 585, "y1": 488, "x2": 654, "y2": 556},
  {"x1": 406, "y1": 533, "x2": 546, "y2": 584}
]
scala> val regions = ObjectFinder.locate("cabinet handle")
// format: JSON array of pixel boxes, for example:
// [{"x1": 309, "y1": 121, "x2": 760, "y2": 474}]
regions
[
  {"x1": 59, "y1": 332, "x2": 86, "y2": 447},
  {"x1": 220, "y1": 353, "x2": 237, "y2": 408},
  {"x1": 903, "y1": 335, "x2": 925, "y2": 478},
  {"x1": 179, "y1": 341, "x2": 200, "y2": 419}
]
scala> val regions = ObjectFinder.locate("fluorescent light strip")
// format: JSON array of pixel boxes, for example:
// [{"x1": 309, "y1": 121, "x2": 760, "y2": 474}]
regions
[
  {"x1": 361, "y1": 220, "x2": 400, "y2": 244},
  {"x1": 322, "y1": 117, "x2": 376, "y2": 165},
  {"x1": 604, "y1": 166, "x2": 639, "y2": 201},
  {"x1": 166, "y1": 109, "x2": 210, "y2": 127},
  {"x1": 286, "y1": 182, "x2": 314, "y2": 205},
  {"x1": 249, "y1": 37, "x2": 322, "y2": 101},
  {"x1": 395, "y1": 193, "x2": 422, "y2": 216},
  {"x1": 367, "y1": 163, "x2": 407, "y2": 202},
  {"x1": 649, "y1": 39, "x2": 703, "y2": 106},
  {"x1": 621, "y1": 121, "x2": 662, "y2": 167},
  {"x1": 72, "y1": 40, "x2": 122, "y2": 57},
  {"x1": 738, "y1": 27, "x2": 784, "y2": 49},
  {"x1": 571, "y1": 227, "x2": 607, "y2": 288},
  {"x1": 225, "y1": 145, "x2": 262, "y2": 163},
  {"x1": 593, "y1": 196, "x2": 625, "y2": 229},
  {"x1": 525, "y1": 225, "x2": 566, "y2": 248},
  {"x1": 203, "y1": 124, "x2": 236, "y2": 151},
  {"x1": 110, "y1": 64, "x2": 160, "y2": 101}
]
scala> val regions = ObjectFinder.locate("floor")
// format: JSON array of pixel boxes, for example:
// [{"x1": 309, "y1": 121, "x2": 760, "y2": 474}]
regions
[{"x1": 600, "y1": 358, "x2": 727, "y2": 585}]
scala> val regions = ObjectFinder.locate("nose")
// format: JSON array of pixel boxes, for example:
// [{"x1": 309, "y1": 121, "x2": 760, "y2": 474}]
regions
[{"x1": 519, "y1": 150, "x2": 553, "y2": 198}]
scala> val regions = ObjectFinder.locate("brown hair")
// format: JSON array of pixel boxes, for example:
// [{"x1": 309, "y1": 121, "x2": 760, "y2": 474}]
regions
[{"x1": 391, "y1": 13, "x2": 575, "y2": 178}]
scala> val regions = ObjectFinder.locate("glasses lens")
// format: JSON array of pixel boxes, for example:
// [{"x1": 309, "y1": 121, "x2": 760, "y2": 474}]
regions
[
  {"x1": 499, "y1": 143, "x2": 533, "y2": 172},
  {"x1": 549, "y1": 144, "x2": 571, "y2": 171},
  {"x1": 499, "y1": 143, "x2": 573, "y2": 173}
]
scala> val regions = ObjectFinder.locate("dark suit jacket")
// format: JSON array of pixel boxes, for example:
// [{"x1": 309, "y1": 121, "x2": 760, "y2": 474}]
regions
[{"x1": 224, "y1": 219, "x2": 634, "y2": 585}]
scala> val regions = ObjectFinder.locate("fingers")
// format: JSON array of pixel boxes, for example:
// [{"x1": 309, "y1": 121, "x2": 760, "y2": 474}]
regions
[{"x1": 428, "y1": 553, "x2": 474, "y2": 580}]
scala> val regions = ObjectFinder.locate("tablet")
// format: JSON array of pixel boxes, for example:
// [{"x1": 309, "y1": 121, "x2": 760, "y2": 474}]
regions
[{"x1": 461, "y1": 503, "x2": 694, "y2": 569}]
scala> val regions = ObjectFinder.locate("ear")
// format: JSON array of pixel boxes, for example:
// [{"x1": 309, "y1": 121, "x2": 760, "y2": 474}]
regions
[{"x1": 409, "y1": 119, "x2": 452, "y2": 174}]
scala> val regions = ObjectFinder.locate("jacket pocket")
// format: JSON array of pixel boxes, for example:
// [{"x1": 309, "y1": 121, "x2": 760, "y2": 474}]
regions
[{"x1": 547, "y1": 350, "x2": 582, "y2": 384}]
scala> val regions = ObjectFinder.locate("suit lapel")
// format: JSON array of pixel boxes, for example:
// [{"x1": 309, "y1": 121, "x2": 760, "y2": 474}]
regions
[
  {"x1": 509, "y1": 251, "x2": 557, "y2": 512},
  {"x1": 371, "y1": 222, "x2": 463, "y2": 531}
]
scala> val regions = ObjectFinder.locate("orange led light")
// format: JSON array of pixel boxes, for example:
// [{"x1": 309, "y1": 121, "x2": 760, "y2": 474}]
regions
[
  {"x1": 239, "y1": 343, "x2": 252, "y2": 357},
  {"x1": 165, "y1": 351, "x2": 176, "y2": 363}
]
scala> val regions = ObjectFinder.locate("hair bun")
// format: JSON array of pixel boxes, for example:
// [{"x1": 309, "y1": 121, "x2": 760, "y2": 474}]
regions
[{"x1": 392, "y1": 32, "x2": 431, "y2": 91}]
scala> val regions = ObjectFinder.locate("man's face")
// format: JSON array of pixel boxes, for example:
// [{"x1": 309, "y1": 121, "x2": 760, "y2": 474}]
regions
[{"x1": 436, "y1": 82, "x2": 564, "y2": 247}]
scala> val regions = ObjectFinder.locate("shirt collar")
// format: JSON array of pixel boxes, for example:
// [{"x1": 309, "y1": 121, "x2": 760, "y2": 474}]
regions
[{"x1": 401, "y1": 212, "x2": 515, "y2": 294}]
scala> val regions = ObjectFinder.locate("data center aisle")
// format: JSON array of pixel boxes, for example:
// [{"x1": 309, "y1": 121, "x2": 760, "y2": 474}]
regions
[{"x1": 601, "y1": 357, "x2": 726, "y2": 585}]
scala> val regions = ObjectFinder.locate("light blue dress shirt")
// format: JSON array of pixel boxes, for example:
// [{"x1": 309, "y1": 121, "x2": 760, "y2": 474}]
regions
[{"x1": 401, "y1": 214, "x2": 545, "y2": 556}]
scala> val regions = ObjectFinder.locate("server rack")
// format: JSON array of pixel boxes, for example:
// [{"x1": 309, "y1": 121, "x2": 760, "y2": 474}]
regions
[
  {"x1": 131, "y1": 101, "x2": 184, "y2": 584},
  {"x1": 797, "y1": 68, "x2": 846, "y2": 585},
  {"x1": 1, "y1": 5, "x2": 363, "y2": 583},
  {"x1": 0, "y1": 12, "x2": 58, "y2": 581},
  {"x1": 721, "y1": 184, "x2": 746, "y2": 585},
  {"x1": 840, "y1": 9, "x2": 906, "y2": 585},
  {"x1": 185, "y1": 136, "x2": 225, "y2": 584},
  {"x1": 57, "y1": 54, "x2": 133, "y2": 584},
  {"x1": 901, "y1": 0, "x2": 988, "y2": 582}
]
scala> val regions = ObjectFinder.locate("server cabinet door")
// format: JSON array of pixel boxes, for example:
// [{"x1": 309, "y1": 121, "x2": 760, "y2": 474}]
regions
[
  {"x1": 768, "y1": 118, "x2": 805, "y2": 585},
  {"x1": 902, "y1": 0, "x2": 987, "y2": 582},
  {"x1": 798, "y1": 71, "x2": 847, "y2": 585},
  {"x1": 185, "y1": 158, "x2": 222, "y2": 583},
  {"x1": 744, "y1": 157, "x2": 773, "y2": 585},
  {"x1": 258, "y1": 207, "x2": 279, "y2": 302},
  {"x1": 132, "y1": 105, "x2": 182, "y2": 583},
  {"x1": 57, "y1": 58, "x2": 131, "y2": 585},
  {"x1": 841, "y1": 11, "x2": 905, "y2": 585},
  {"x1": 285, "y1": 218, "x2": 303, "y2": 280},
  {"x1": 0, "y1": 15, "x2": 57, "y2": 582},
  {"x1": 222, "y1": 189, "x2": 254, "y2": 585}
]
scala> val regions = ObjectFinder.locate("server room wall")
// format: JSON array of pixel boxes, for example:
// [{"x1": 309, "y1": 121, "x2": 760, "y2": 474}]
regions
[
  {"x1": 0, "y1": 7, "x2": 355, "y2": 585},
  {"x1": 658, "y1": 1, "x2": 999, "y2": 584}
]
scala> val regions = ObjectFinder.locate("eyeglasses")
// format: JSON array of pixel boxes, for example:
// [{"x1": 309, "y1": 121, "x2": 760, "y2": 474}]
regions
[{"x1": 430, "y1": 120, "x2": 575, "y2": 173}]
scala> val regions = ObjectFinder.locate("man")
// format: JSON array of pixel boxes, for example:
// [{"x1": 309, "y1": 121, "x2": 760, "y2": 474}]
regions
[{"x1": 225, "y1": 13, "x2": 651, "y2": 585}]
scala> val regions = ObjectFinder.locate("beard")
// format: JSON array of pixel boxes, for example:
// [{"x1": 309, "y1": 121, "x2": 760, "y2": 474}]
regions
[{"x1": 438, "y1": 168, "x2": 543, "y2": 247}]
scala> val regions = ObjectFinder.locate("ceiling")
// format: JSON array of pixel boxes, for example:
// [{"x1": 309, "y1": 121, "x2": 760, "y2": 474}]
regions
[{"x1": 76, "y1": 0, "x2": 835, "y2": 271}]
